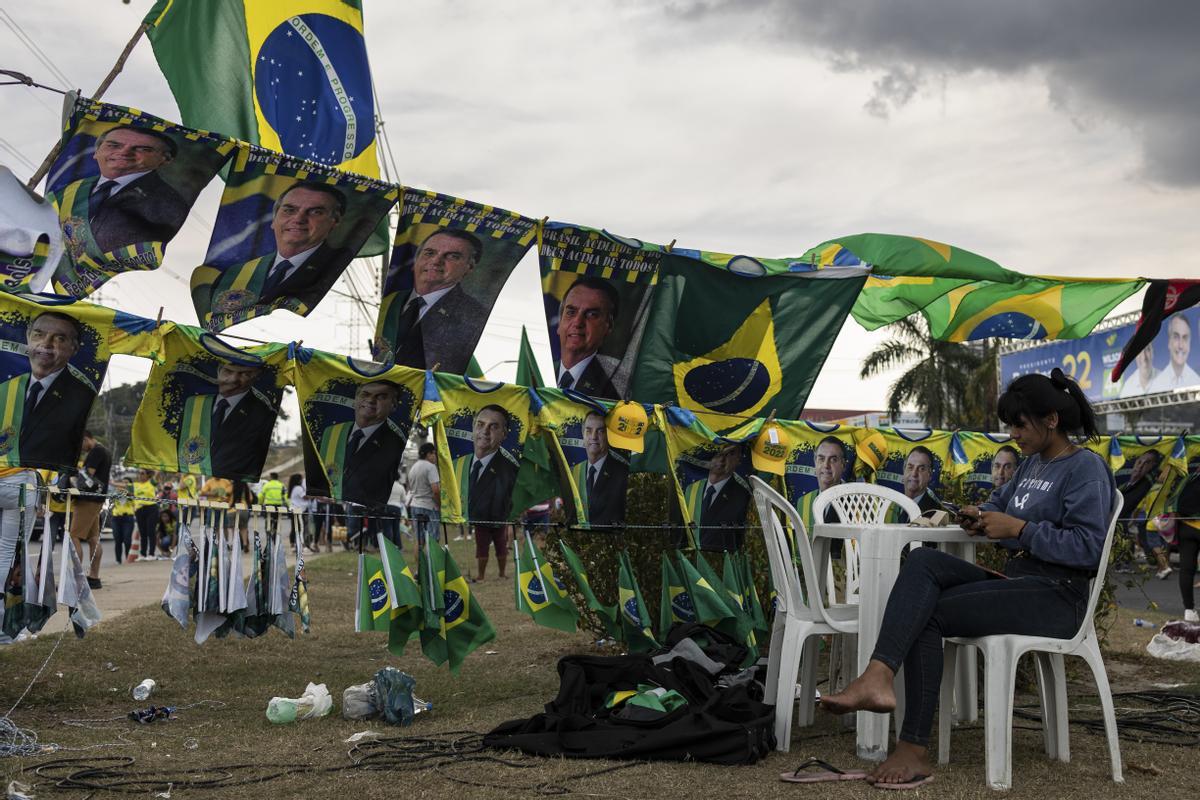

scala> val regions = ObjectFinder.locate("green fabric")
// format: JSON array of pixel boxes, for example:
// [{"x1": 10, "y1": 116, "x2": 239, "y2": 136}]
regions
[
  {"x1": 515, "y1": 326, "x2": 545, "y2": 388},
  {"x1": 558, "y1": 539, "x2": 619, "y2": 637},
  {"x1": 355, "y1": 553, "x2": 390, "y2": 633},
  {"x1": 659, "y1": 552, "x2": 694, "y2": 635},
  {"x1": 617, "y1": 550, "x2": 658, "y2": 653},
  {"x1": 144, "y1": 0, "x2": 257, "y2": 146},
  {"x1": 514, "y1": 530, "x2": 578, "y2": 633},
  {"x1": 378, "y1": 534, "x2": 422, "y2": 655},
  {"x1": 694, "y1": 551, "x2": 756, "y2": 664},
  {"x1": 441, "y1": 546, "x2": 496, "y2": 674}
]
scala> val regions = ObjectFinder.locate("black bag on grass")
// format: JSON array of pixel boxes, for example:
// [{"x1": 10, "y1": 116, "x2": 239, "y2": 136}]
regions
[{"x1": 483, "y1": 624, "x2": 775, "y2": 764}]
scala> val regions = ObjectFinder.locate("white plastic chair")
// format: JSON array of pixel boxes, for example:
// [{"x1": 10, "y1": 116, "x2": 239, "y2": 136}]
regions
[
  {"x1": 812, "y1": 483, "x2": 923, "y2": 606},
  {"x1": 751, "y1": 476, "x2": 859, "y2": 751},
  {"x1": 936, "y1": 492, "x2": 1125, "y2": 790}
]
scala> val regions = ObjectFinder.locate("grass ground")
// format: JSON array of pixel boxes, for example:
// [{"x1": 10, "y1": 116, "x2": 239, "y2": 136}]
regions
[{"x1": 2, "y1": 539, "x2": 1198, "y2": 798}]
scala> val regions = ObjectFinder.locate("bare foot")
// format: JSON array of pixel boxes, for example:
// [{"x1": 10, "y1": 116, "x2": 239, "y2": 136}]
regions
[
  {"x1": 820, "y1": 659, "x2": 897, "y2": 715},
  {"x1": 867, "y1": 740, "x2": 933, "y2": 785}
]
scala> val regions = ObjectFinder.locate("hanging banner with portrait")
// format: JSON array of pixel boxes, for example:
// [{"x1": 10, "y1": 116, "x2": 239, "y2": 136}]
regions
[
  {"x1": 0, "y1": 294, "x2": 159, "y2": 471},
  {"x1": 425, "y1": 374, "x2": 532, "y2": 525},
  {"x1": 866, "y1": 427, "x2": 955, "y2": 519},
  {"x1": 539, "y1": 222, "x2": 867, "y2": 425},
  {"x1": 728, "y1": 417, "x2": 861, "y2": 534},
  {"x1": 45, "y1": 96, "x2": 236, "y2": 297},
  {"x1": 950, "y1": 431, "x2": 1022, "y2": 504},
  {"x1": 126, "y1": 324, "x2": 289, "y2": 481},
  {"x1": 659, "y1": 407, "x2": 752, "y2": 552},
  {"x1": 371, "y1": 188, "x2": 536, "y2": 373},
  {"x1": 293, "y1": 349, "x2": 423, "y2": 509},
  {"x1": 536, "y1": 388, "x2": 630, "y2": 531},
  {"x1": 191, "y1": 144, "x2": 397, "y2": 331}
]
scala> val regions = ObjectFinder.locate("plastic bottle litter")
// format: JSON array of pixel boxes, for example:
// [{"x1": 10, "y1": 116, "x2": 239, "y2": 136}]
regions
[
  {"x1": 266, "y1": 682, "x2": 333, "y2": 723},
  {"x1": 341, "y1": 668, "x2": 430, "y2": 725},
  {"x1": 133, "y1": 679, "x2": 157, "y2": 701},
  {"x1": 1134, "y1": 618, "x2": 1157, "y2": 628}
]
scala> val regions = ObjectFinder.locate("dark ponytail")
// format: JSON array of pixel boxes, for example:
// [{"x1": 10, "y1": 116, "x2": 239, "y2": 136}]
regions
[{"x1": 997, "y1": 368, "x2": 1100, "y2": 441}]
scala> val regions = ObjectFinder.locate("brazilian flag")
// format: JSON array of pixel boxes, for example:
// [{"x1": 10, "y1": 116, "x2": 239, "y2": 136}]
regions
[
  {"x1": 804, "y1": 233, "x2": 1142, "y2": 341},
  {"x1": 675, "y1": 552, "x2": 734, "y2": 629},
  {"x1": 629, "y1": 249, "x2": 866, "y2": 424},
  {"x1": 144, "y1": 0, "x2": 382, "y2": 183},
  {"x1": 695, "y1": 550, "x2": 756, "y2": 664},
  {"x1": 559, "y1": 539, "x2": 619, "y2": 637},
  {"x1": 514, "y1": 531, "x2": 578, "y2": 633},
  {"x1": 440, "y1": 547, "x2": 496, "y2": 675},
  {"x1": 355, "y1": 553, "x2": 389, "y2": 633},
  {"x1": 416, "y1": 539, "x2": 447, "y2": 665},
  {"x1": 617, "y1": 550, "x2": 658, "y2": 653},
  {"x1": 659, "y1": 553, "x2": 695, "y2": 635},
  {"x1": 378, "y1": 534, "x2": 422, "y2": 655}
]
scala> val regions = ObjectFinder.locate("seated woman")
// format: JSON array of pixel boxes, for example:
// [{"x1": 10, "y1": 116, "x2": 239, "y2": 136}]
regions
[{"x1": 821, "y1": 369, "x2": 1116, "y2": 787}]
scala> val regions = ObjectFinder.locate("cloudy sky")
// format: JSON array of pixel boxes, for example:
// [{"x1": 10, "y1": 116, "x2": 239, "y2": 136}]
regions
[{"x1": 1, "y1": 0, "x2": 1197, "y2": 434}]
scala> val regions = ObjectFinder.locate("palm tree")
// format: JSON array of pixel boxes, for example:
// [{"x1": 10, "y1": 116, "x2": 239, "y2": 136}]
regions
[{"x1": 860, "y1": 316, "x2": 983, "y2": 428}]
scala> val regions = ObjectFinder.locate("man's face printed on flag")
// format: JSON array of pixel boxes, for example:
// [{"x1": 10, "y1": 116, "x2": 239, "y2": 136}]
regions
[
  {"x1": 26, "y1": 313, "x2": 80, "y2": 379},
  {"x1": 472, "y1": 407, "x2": 509, "y2": 459},
  {"x1": 353, "y1": 381, "x2": 398, "y2": 428},
  {"x1": 93, "y1": 127, "x2": 173, "y2": 179},
  {"x1": 412, "y1": 230, "x2": 478, "y2": 295},
  {"x1": 582, "y1": 411, "x2": 609, "y2": 463},
  {"x1": 270, "y1": 185, "x2": 342, "y2": 259}
]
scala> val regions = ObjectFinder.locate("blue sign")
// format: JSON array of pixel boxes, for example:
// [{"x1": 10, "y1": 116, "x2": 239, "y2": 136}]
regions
[{"x1": 998, "y1": 307, "x2": 1200, "y2": 403}]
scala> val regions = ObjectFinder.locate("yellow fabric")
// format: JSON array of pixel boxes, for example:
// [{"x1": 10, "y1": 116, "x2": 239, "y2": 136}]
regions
[
  {"x1": 177, "y1": 473, "x2": 197, "y2": 500},
  {"x1": 111, "y1": 497, "x2": 136, "y2": 516},
  {"x1": 132, "y1": 480, "x2": 157, "y2": 509},
  {"x1": 260, "y1": 479, "x2": 285, "y2": 506},
  {"x1": 200, "y1": 477, "x2": 232, "y2": 502}
]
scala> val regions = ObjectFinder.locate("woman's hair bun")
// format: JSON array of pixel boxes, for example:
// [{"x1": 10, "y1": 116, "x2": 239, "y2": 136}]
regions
[{"x1": 1049, "y1": 367, "x2": 1071, "y2": 390}]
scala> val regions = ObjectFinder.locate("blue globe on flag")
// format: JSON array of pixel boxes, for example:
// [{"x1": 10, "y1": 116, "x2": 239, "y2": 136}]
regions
[
  {"x1": 368, "y1": 577, "x2": 388, "y2": 614},
  {"x1": 682, "y1": 358, "x2": 772, "y2": 414},
  {"x1": 443, "y1": 589, "x2": 465, "y2": 623},
  {"x1": 671, "y1": 591, "x2": 695, "y2": 621},
  {"x1": 967, "y1": 312, "x2": 1046, "y2": 341},
  {"x1": 254, "y1": 14, "x2": 375, "y2": 166},
  {"x1": 623, "y1": 597, "x2": 642, "y2": 625},
  {"x1": 526, "y1": 575, "x2": 547, "y2": 604}
]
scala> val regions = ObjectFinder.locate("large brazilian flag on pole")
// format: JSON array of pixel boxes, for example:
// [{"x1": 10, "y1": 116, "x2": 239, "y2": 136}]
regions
[{"x1": 144, "y1": 0, "x2": 386, "y2": 252}]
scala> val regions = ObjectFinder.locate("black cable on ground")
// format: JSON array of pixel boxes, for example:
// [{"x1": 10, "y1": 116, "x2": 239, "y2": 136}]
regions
[
  {"x1": 1009, "y1": 690, "x2": 1200, "y2": 747},
  {"x1": 30, "y1": 730, "x2": 645, "y2": 796}
]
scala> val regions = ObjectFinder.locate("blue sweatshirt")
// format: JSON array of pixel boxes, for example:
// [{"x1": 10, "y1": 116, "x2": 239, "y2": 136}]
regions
[{"x1": 980, "y1": 447, "x2": 1116, "y2": 570}]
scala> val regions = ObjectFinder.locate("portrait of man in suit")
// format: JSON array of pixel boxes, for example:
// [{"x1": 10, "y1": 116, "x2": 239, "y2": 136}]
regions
[
  {"x1": 0, "y1": 311, "x2": 96, "y2": 469},
  {"x1": 886, "y1": 444, "x2": 945, "y2": 524},
  {"x1": 681, "y1": 443, "x2": 751, "y2": 552},
  {"x1": 209, "y1": 181, "x2": 351, "y2": 316},
  {"x1": 318, "y1": 380, "x2": 405, "y2": 508},
  {"x1": 453, "y1": 404, "x2": 520, "y2": 580},
  {"x1": 990, "y1": 445, "x2": 1020, "y2": 490},
  {"x1": 794, "y1": 436, "x2": 848, "y2": 532},
  {"x1": 387, "y1": 228, "x2": 488, "y2": 373},
  {"x1": 570, "y1": 410, "x2": 629, "y2": 529},
  {"x1": 555, "y1": 276, "x2": 620, "y2": 399},
  {"x1": 177, "y1": 362, "x2": 277, "y2": 480},
  {"x1": 65, "y1": 125, "x2": 190, "y2": 255}
]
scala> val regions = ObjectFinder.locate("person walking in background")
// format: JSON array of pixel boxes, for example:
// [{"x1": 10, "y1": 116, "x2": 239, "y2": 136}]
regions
[
  {"x1": 1173, "y1": 465, "x2": 1200, "y2": 623},
  {"x1": 69, "y1": 431, "x2": 111, "y2": 587},
  {"x1": 260, "y1": 472, "x2": 286, "y2": 536},
  {"x1": 407, "y1": 442, "x2": 442, "y2": 558},
  {"x1": 287, "y1": 473, "x2": 308, "y2": 552},
  {"x1": 110, "y1": 480, "x2": 135, "y2": 565},
  {"x1": 132, "y1": 469, "x2": 159, "y2": 560}
]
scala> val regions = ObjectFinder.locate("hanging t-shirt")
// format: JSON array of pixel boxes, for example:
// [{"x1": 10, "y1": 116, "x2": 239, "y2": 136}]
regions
[
  {"x1": 293, "y1": 349, "x2": 424, "y2": 509},
  {"x1": 868, "y1": 427, "x2": 954, "y2": 513},
  {"x1": 537, "y1": 388, "x2": 629, "y2": 531},
  {"x1": 127, "y1": 324, "x2": 287, "y2": 482},
  {"x1": 426, "y1": 374, "x2": 531, "y2": 525},
  {"x1": 660, "y1": 407, "x2": 751, "y2": 552},
  {"x1": 952, "y1": 431, "x2": 1023, "y2": 504},
  {"x1": 0, "y1": 293, "x2": 158, "y2": 471}
]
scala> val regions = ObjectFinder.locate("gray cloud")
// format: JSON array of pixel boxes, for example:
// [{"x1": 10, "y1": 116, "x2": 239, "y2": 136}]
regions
[{"x1": 665, "y1": 0, "x2": 1200, "y2": 185}]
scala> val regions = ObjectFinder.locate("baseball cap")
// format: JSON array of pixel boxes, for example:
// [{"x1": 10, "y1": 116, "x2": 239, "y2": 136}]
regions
[
  {"x1": 750, "y1": 422, "x2": 790, "y2": 475},
  {"x1": 855, "y1": 429, "x2": 887, "y2": 472},
  {"x1": 606, "y1": 401, "x2": 649, "y2": 452}
]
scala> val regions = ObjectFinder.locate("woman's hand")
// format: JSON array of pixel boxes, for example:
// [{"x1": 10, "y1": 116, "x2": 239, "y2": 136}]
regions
[
  {"x1": 957, "y1": 504, "x2": 984, "y2": 533},
  {"x1": 976, "y1": 511, "x2": 1026, "y2": 540}
]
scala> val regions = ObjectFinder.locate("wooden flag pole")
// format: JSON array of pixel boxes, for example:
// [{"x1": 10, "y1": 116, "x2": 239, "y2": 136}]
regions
[{"x1": 26, "y1": 22, "x2": 151, "y2": 190}]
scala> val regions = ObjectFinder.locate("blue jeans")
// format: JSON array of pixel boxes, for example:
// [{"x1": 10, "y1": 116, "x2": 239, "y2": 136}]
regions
[
  {"x1": 871, "y1": 547, "x2": 1088, "y2": 746},
  {"x1": 411, "y1": 507, "x2": 440, "y2": 545}
]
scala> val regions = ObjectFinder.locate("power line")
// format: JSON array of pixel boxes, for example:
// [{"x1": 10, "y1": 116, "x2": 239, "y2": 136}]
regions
[{"x1": 0, "y1": 8, "x2": 74, "y2": 89}]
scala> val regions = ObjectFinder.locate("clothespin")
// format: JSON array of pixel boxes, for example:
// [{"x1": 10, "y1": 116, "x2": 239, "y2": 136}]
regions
[
  {"x1": 154, "y1": 306, "x2": 164, "y2": 327},
  {"x1": 666, "y1": 239, "x2": 676, "y2": 253}
]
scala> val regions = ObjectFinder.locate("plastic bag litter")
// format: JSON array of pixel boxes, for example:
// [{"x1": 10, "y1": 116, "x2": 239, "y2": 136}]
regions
[
  {"x1": 266, "y1": 682, "x2": 333, "y2": 723},
  {"x1": 340, "y1": 667, "x2": 430, "y2": 725},
  {"x1": 1146, "y1": 620, "x2": 1200, "y2": 663}
]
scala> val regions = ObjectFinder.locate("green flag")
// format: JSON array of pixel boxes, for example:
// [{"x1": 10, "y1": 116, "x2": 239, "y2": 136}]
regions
[
  {"x1": 416, "y1": 540, "x2": 447, "y2": 666},
  {"x1": 676, "y1": 551, "x2": 734, "y2": 627},
  {"x1": 441, "y1": 547, "x2": 496, "y2": 674},
  {"x1": 515, "y1": 531, "x2": 579, "y2": 633},
  {"x1": 355, "y1": 553, "x2": 390, "y2": 633},
  {"x1": 466, "y1": 356, "x2": 485, "y2": 379},
  {"x1": 559, "y1": 539, "x2": 620, "y2": 637},
  {"x1": 803, "y1": 233, "x2": 1143, "y2": 340},
  {"x1": 516, "y1": 326, "x2": 545, "y2": 388},
  {"x1": 659, "y1": 552, "x2": 696, "y2": 635},
  {"x1": 696, "y1": 550, "x2": 756, "y2": 663},
  {"x1": 733, "y1": 551, "x2": 768, "y2": 640},
  {"x1": 377, "y1": 533, "x2": 422, "y2": 655},
  {"x1": 617, "y1": 550, "x2": 659, "y2": 653}
]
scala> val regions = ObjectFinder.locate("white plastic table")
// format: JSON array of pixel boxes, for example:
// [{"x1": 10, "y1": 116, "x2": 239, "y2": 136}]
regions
[{"x1": 813, "y1": 522, "x2": 979, "y2": 761}]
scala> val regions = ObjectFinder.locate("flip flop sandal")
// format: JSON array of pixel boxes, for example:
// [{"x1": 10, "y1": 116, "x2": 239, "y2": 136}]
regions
[
  {"x1": 779, "y1": 757, "x2": 870, "y2": 783},
  {"x1": 874, "y1": 774, "x2": 935, "y2": 790}
]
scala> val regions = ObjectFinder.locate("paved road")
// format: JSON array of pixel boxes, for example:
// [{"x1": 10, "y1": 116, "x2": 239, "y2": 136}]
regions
[{"x1": 1114, "y1": 555, "x2": 1195, "y2": 618}]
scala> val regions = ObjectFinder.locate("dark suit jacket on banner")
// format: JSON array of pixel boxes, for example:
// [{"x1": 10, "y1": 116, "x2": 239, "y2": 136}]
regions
[
  {"x1": 342, "y1": 424, "x2": 405, "y2": 508},
  {"x1": 587, "y1": 457, "x2": 629, "y2": 528},
  {"x1": 572, "y1": 356, "x2": 619, "y2": 401},
  {"x1": 209, "y1": 393, "x2": 277, "y2": 480},
  {"x1": 20, "y1": 369, "x2": 95, "y2": 469},
  {"x1": 89, "y1": 172, "x2": 189, "y2": 252},
  {"x1": 392, "y1": 284, "x2": 488, "y2": 373},
  {"x1": 463, "y1": 451, "x2": 519, "y2": 525}
]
